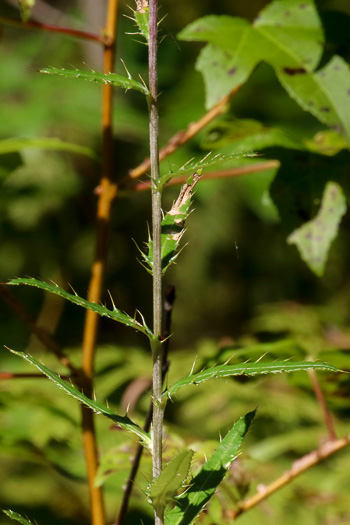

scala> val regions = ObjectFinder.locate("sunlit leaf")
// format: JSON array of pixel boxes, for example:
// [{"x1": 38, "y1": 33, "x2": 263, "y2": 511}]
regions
[
  {"x1": 8, "y1": 349, "x2": 152, "y2": 449},
  {"x1": 278, "y1": 56, "x2": 350, "y2": 142},
  {"x1": 287, "y1": 181, "x2": 347, "y2": 276},
  {"x1": 164, "y1": 361, "x2": 341, "y2": 400},
  {"x1": 164, "y1": 411, "x2": 255, "y2": 525},
  {"x1": 148, "y1": 450, "x2": 194, "y2": 512},
  {"x1": 40, "y1": 67, "x2": 149, "y2": 95},
  {"x1": 179, "y1": 0, "x2": 323, "y2": 108},
  {"x1": 8, "y1": 278, "x2": 153, "y2": 338}
]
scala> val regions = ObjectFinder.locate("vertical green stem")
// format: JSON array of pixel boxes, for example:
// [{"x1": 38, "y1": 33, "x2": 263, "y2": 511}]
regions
[{"x1": 148, "y1": 0, "x2": 164, "y2": 524}]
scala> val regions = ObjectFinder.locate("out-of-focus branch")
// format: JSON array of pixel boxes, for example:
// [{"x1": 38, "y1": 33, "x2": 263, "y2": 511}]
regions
[
  {"x1": 128, "y1": 161, "x2": 280, "y2": 193},
  {"x1": 308, "y1": 369, "x2": 337, "y2": 441},
  {"x1": 0, "y1": 285, "x2": 77, "y2": 375},
  {"x1": 120, "y1": 85, "x2": 242, "y2": 188},
  {"x1": 229, "y1": 434, "x2": 350, "y2": 520},
  {"x1": 79, "y1": 2, "x2": 119, "y2": 525}
]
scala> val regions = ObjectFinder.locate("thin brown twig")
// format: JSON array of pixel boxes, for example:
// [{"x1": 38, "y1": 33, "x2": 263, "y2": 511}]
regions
[
  {"x1": 0, "y1": 372, "x2": 65, "y2": 379},
  {"x1": 0, "y1": 15, "x2": 109, "y2": 45},
  {"x1": 0, "y1": 285, "x2": 77, "y2": 375},
  {"x1": 80, "y1": 2, "x2": 119, "y2": 525},
  {"x1": 119, "y1": 85, "x2": 242, "y2": 188},
  {"x1": 229, "y1": 433, "x2": 350, "y2": 520},
  {"x1": 308, "y1": 369, "x2": 337, "y2": 441},
  {"x1": 128, "y1": 161, "x2": 280, "y2": 193}
]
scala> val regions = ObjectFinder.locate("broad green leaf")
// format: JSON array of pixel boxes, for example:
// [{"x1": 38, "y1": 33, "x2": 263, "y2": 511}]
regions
[
  {"x1": 164, "y1": 361, "x2": 340, "y2": 401},
  {"x1": 164, "y1": 411, "x2": 255, "y2": 525},
  {"x1": 278, "y1": 56, "x2": 350, "y2": 142},
  {"x1": 3, "y1": 510, "x2": 35, "y2": 525},
  {"x1": 40, "y1": 67, "x2": 149, "y2": 95},
  {"x1": 287, "y1": 181, "x2": 347, "y2": 276},
  {"x1": 8, "y1": 278, "x2": 153, "y2": 339},
  {"x1": 8, "y1": 349, "x2": 152, "y2": 449},
  {"x1": 202, "y1": 119, "x2": 304, "y2": 151},
  {"x1": 179, "y1": 0, "x2": 323, "y2": 108},
  {"x1": 304, "y1": 130, "x2": 349, "y2": 156},
  {"x1": 0, "y1": 137, "x2": 97, "y2": 159},
  {"x1": 149, "y1": 450, "x2": 194, "y2": 512}
]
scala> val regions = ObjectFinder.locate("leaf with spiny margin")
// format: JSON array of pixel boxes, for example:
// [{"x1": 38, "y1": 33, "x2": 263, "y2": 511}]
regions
[
  {"x1": 3, "y1": 510, "x2": 35, "y2": 525},
  {"x1": 178, "y1": 0, "x2": 323, "y2": 109},
  {"x1": 160, "y1": 151, "x2": 256, "y2": 187},
  {"x1": 164, "y1": 411, "x2": 255, "y2": 525},
  {"x1": 0, "y1": 137, "x2": 97, "y2": 159},
  {"x1": 142, "y1": 173, "x2": 200, "y2": 274},
  {"x1": 135, "y1": 6, "x2": 150, "y2": 43},
  {"x1": 8, "y1": 278, "x2": 153, "y2": 339},
  {"x1": 287, "y1": 181, "x2": 346, "y2": 276},
  {"x1": 278, "y1": 55, "x2": 350, "y2": 142},
  {"x1": 8, "y1": 349, "x2": 152, "y2": 449},
  {"x1": 40, "y1": 68, "x2": 149, "y2": 95},
  {"x1": 163, "y1": 361, "x2": 341, "y2": 401},
  {"x1": 148, "y1": 450, "x2": 194, "y2": 513}
]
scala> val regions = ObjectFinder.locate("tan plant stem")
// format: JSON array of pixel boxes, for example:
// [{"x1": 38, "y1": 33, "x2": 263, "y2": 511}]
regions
[
  {"x1": 230, "y1": 433, "x2": 350, "y2": 520},
  {"x1": 80, "y1": 2, "x2": 118, "y2": 525},
  {"x1": 0, "y1": 15, "x2": 109, "y2": 44},
  {"x1": 128, "y1": 161, "x2": 280, "y2": 193},
  {"x1": 120, "y1": 85, "x2": 241, "y2": 187},
  {"x1": 308, "y1": 369, "x2": 337, "y2": 441}
]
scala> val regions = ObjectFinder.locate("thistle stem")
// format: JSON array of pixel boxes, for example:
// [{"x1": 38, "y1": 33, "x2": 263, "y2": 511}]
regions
[{"x1": 148, "y1": 0, "x2": 164, "y2": 523}]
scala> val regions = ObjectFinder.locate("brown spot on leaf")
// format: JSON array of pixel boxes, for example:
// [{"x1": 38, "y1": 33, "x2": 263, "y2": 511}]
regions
[
  {"x1": 320, "y1": 107, "x2": 330, "y2": 112},
  {"x1": 228, "y1": 67, "x2": 237, "y2": 76},
  {"x1": 283, "y1": 67, "x2": 307, "y2": 75}
]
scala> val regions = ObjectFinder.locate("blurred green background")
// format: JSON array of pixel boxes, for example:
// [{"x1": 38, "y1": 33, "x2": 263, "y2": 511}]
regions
[{"x1": 1, "y1": 1, "x2": 350, "y2": 524}]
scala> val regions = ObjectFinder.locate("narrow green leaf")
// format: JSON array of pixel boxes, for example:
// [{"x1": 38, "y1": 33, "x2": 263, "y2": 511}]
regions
[
  {"x1": 40, "y1": 67, "x2": 149, "y2": 95},
  {"x1": 3, "y1": 510, "x2": 35, "y2": 525},
  {"x1": 149, "y1": 450, "x2": 194, "y2": 512},
  {"x1": 179, "y1": 0, "x2": 323, "y2": 108},
  {"x1": 8, "y1": 278, "x2": 153, "y2": 339},
  {"x1": 164, "y1": 411, "x2": 255, "y2": 525},
  {"x1": 278, "y1": 56, "x2": 350, "y2": 142},
  {"x1": 143, "y1": 173, "x2": 201, "y2": 274},
  {"x1": 287, "y1": 181, "x2": 347, "y2": 276},
  {"x1": 8, "y1": 349, "x2": 152, "y2": 449},
  {"x1": 0, "y1": 137, "x2": 97, "y2": 159},
  {"x1": 135, "y1": 6, "x2": 150, "y2": 43},
  {"x1": 164, "y1": 361, "x2": 341, "y2": 401}
]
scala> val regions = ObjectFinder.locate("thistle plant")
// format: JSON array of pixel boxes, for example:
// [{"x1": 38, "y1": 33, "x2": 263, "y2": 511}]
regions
[{"x1": 1, "y1": 1, "x2": 350, "y2": 525}]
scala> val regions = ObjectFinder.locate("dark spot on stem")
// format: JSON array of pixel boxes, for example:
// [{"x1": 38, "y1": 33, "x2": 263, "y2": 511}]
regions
[
  {"x1": 347, "y1": 88, "x2": 350, "y2": 96},
  {"x1": 320, "y1": 107, "x2": 330, "y2": 112},
  {"x1": 228, "y1": 67, "x2": 237, "y2": 76},
  {"x1": 283, "y1": 67, "x2": 307, "y2": 75},
  {"x1": 284, "y1": 10, "x2": 292, "y2": 16},
  {"x1": 299, "y1": 3, "x2": 308, "y2": 8},
  {"x1": 212, "y1": 62, "x2": 218, "y2": 67}
]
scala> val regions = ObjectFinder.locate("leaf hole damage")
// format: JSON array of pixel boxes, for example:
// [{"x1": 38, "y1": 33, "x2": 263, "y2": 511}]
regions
[{"x1": 283, "y1": 67, "x2": 306, "y2": 76}]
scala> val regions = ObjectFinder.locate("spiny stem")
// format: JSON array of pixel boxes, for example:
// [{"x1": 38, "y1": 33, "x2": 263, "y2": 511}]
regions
[{"x1": 148, "y1": 0, "x2": 164, "y2": 523}]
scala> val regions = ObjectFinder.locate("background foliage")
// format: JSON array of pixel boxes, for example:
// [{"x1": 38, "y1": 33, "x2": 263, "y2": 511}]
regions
[{"x1": 1, "y1": 0, "x2": 350, "y2": 524}]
